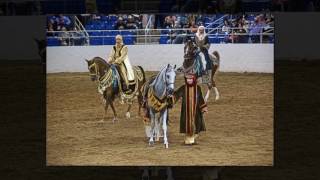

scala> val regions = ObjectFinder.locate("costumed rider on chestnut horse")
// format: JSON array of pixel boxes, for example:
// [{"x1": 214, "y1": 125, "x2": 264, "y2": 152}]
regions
[{"x1": 107, "y1": 34, "x2": 135, "y2": 94}]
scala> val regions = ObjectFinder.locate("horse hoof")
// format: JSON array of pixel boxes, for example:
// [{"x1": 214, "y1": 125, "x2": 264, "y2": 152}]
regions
[
  {"x1": 215, "y1": 95, "x2": 220, "y2": 101},
  {"x1": 120, "y1": 99, "x2": 125, "y2": 104},
  {"x1": 165, "y1": 144, "x2": 169, "y2": 149},
  {"x1": 155, "y1": 137, "x2": 160, "y2": 142},
  {"x1": 149, "y1": 141, "x2": 154, "y2": 146},
  {"x1": 126, "y1": 112, "x2": 131, "y2": 119},
  {"x1": 112, "y1": 118, "x2": 117, "y2": 123}
]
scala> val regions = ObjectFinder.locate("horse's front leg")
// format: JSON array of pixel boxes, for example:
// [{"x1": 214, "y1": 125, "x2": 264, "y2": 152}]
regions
[
  {"x1": 149, "y1": 110, "x2": 156, "y2": 146},
  {"x1": 161, "y1": 108, "x2": 169, "y2": 149},
  {"x1": 155, "y1": 117, "x2": 161, "y2": 142},
  {"x1": 101, "y1": 100, "x2": 109, "y2": 122},
  {"x1": 211, "y1": 65, "x2": 220, "y2": 101},
  {"x1": 137, "y1": 93, "x2": 143, "y2": 117},
  {"x1": 205, "y1": 65, "x2": 219, "y2": 102},
  {"x1": 109, "y1": 101, "x2": 118, "y2": 123},
  {"x1": 204, "y1": 84, "x2": 211, "y2": 102},
  {"x1": 126, "y1": 104, "x2": 131, "y2": 119}
]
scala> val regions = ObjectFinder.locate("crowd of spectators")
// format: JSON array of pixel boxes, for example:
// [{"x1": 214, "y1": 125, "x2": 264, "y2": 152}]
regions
[
  {"x1": 47, "y1": 14, "x2": 73, "y2": 31},
  {"x1": 114, "y1": 14, "x2": 144, "y2": 30},
  {"x1": 46, "y1": 13, "x2": 274, "y2": 46},
  {"x1": 159, "y1": 13, "x2": 274, "y2": 44},
  {"x1": 221, "y1": 13, "x2": 274, "y2": 43},
  {"x1": 47, "y1": 15, "x2": 74, "y2": 46},
  {"x1": 47, "y1": 15, "x2": 87, "y2": 46},
  {"x1": 158, "y1": 14, "x2": 207, "y2": 44}
]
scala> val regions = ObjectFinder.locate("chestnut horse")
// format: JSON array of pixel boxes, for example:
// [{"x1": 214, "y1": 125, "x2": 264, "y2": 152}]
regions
[{"x1": 181, "y1": 39, "x2": 220, "y2": 101}]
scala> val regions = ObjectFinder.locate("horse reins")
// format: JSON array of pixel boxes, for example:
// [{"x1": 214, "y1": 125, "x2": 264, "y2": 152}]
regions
[{"x1": 89, "y1": 62, "x2": 100, "y2": 77}]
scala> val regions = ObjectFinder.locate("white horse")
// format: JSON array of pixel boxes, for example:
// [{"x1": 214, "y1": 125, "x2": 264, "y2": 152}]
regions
[{"x1": 144, "y1": 64, "x2": 176, "y2": 149}]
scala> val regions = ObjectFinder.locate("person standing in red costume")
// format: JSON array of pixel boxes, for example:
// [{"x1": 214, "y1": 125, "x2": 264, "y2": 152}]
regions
[{"x1": 173, "y1": 73, "x2": 208, "y2": 145}]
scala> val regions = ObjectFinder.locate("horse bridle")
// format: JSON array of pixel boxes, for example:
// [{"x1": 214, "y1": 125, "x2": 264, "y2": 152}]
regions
[
  {"x1": 184, "y1": 41, "x2": 197, "y2": 60},
  {"x1": 88, "y1": 62, "x2": 100, "y2": 78},
  {"x1": 164, "y1": 67, "x2": 175, "y2": 95}
]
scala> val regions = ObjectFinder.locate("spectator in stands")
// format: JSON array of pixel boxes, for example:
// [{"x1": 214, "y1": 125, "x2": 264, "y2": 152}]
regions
[
  {"x1": 136, "y1": 14, "x2": 144, "y2": 29},
  {"x1": 242, "y1": 20, "x2": 250, "y2": 42},
  {"x1": 195, "y1": 15, "x2": 204, "y2": 26},
  {"x1": 231, "y1": 19, "x2": 237, "y2": 28},
  {"x1": 265, "y1": 14, "x2": 274, "y2": 27},
  {"x1": 189, "y1": 20, "x2": 198, "y2": 33},
  {"x1": 178, "y1": 14, "x2": 188, "y2": 27},
  {"x1": 126, "y1": 15, "x2": 138, "y2": 29},
  {"x1": 163, "y1": 16, "x2": 173, "y2": 28},
  {"x1": 58, "y1": 27, "x2": 70, "y2": 46},
  {"x1": 47, "y1": 21, "x2": 55, "y2": 37},
  {"x1": 222, "y1": 19, "x2": 231, "y2": 43},
  {"x1": 168, "y1": 20, "x2": 186, "y2": 44},
  {"x1": 195, "y1": 26, "x2": 211, "y2": 72},
  {"x1": 222, "y1": 19, "x2": 230, "y2": 34},
  {"x1": 70, "y1": 27, "x2": 87, "y2": 46},
  {"x1": 249, "y1": 15, "x2": 267, "y2": 43},
  {"x1": 58, "y1": 14, "x2": 71, "y2": 30},
  {"x1": 235, "y1": 22, "x2": 247, "y2": 43},
  {"x1": 115, "y1": 16, "x2": 126, "y2": 30},
  {"x1": 48, "y1": 15, "x2": 59, "y2": 31}
]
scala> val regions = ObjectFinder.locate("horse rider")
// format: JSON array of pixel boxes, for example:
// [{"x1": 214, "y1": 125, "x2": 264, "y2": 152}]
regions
[
  {"x1": 107, "y1": 34, "x2": 135, "y2": 93},
  {"x1": 195, "y1": 25, "x2": 212, "y2": 74}
]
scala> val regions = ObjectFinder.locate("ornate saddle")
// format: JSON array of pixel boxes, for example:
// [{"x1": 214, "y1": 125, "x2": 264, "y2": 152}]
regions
[{"x1": 98, "y1": 65, "x2": 144, "y2": 104}]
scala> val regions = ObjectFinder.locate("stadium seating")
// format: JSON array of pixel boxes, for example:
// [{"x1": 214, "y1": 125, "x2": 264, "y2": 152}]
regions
[
  {"x1": 82, "y1": 15, "x2": 133, "y2": 45},
  {"x1": 47, "y1": 38, "x2": 60, "y2": 46},
  {"x1": 83, "y1": 15, "x2": 136, "y2": 45},
  {"x1": 48, "y1": 14, "x2": 273, "y2": 46}
]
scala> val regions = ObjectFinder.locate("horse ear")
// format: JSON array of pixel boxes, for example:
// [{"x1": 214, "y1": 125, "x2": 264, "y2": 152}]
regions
[
  {"x1": 174, "y1": 64, "x2": 176, "y2": 69},
  {"x1": 85, "y1": 59, "x2": 89, "y2": 64},
  {"x1": 167, "y1": 64, "x2": 170, "y2": 68}
]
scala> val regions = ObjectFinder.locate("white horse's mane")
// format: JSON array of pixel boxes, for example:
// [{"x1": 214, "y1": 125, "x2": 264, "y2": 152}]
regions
[
  {"x1": 150, "y1": 65, "x2": 173, "y2": 99},
  {"x1": 150, "y1": 65, "x2": 169, "y2": 87}
]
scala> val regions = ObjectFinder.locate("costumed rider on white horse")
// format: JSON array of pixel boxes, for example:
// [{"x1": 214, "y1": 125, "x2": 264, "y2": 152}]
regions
[
  {"x1": 107, "y1": 34, "x2": 135, "y2": 94},
  {"x1": 195, "y1": 25, "x2": 213, "y2": 75}
]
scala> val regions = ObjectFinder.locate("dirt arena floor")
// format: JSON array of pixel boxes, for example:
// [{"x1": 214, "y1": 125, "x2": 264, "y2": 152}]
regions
[{"x1": 47, "y1": 71, "x2": 273, "y2": 166}]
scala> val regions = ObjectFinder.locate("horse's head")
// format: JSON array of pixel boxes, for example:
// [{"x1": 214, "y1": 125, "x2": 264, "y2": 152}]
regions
[
  {"x1": 85, "y1": 59, "x2": 98, "y2": 81},
  {"x1": 85, "y1": 57, "x2": 110, "y2": 81},
  {"x1": 164, "y1": 64, "x2": 177, "y2": 96},
  {"x1": 184, "y1": 39, "x2": 197, "y2": 60}
]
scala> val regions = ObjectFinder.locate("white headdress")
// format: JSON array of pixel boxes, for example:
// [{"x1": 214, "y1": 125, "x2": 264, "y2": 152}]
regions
[
  {"x1": 196, "y1": 25, "x2": 206, "y2": 41},
  {"x1": 115, "y1": 34, "x2": 124, "y2": 45}
]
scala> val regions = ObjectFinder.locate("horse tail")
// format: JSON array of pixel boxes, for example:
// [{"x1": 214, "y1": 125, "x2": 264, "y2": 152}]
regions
[
  {"x1": 212, "y1": 50, "x2": 220, "y2": 64},
  {"x1": 167, "y1": 109, "x2": 170, "y2": 126},
  {"x1": 213, "y1": 50, "x2": 220, "y2": 59}
]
